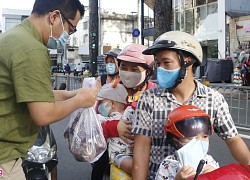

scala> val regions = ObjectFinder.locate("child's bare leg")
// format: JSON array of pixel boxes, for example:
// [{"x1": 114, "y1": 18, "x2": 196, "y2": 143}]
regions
[
  {"x1": 119, "y1": 156, "x2": 133, "y2": 175},
  {"x1": 114, "y1": 154, "x2": 133, "y2": 175}
]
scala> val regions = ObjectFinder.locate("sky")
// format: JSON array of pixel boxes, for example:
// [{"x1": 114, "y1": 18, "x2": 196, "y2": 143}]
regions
[{"x1": 0, "y1": 0, "x2": 138, "y2": 13}]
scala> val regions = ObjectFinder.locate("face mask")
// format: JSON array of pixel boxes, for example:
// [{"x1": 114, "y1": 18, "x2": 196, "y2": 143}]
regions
[
  {"x1": 157, "y1": 67, "x2": 180, "y2": 89},
  {"x1": 176, "y1": 138, "x2": 209, "y2": 170},
  {"x1": 106, "y1": 63, "x2": 116, "y2": 75},
  {"x1": 98, "y1": 102, "x2": 111, "y2": 117},
  {"x1": 119, "y1": 70, "x2": 146, "y2": 88},
  {"x1": 47, "y1": 14, "x2": 69, "y2": 49}
]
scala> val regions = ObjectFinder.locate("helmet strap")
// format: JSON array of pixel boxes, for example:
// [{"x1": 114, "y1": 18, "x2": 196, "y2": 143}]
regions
[{"x1": 168, "y1": 50, "x2": 195, "y2": 92}]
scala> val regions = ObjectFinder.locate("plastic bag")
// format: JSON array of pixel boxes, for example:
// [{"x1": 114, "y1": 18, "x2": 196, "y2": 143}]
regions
[{"x1": 64, "y1": 77, "x2": 107, "y2": 163}]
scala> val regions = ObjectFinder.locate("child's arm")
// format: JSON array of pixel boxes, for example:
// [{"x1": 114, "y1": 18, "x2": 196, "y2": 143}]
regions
[
  {"x1": 202, "y1": 154, "x2": 220, "y2": 174},
  {"x1": 174, "y1": 166, "x2": 196, "y2": 180}
]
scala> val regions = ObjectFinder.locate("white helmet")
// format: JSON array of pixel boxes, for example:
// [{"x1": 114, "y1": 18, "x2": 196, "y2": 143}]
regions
[{"x1": 143, "y1": 31, "x2": 203, "y2": 65}]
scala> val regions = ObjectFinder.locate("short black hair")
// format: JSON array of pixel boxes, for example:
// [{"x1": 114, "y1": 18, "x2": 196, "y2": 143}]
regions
[{"x1": 31, "y1": 0, "x2": 85, "y2": 20}]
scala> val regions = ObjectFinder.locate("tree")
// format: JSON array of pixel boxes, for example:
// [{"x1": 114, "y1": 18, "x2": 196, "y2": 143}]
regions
[{"x1": 154, "y1": 0, "x2": 172, "y2": 39}]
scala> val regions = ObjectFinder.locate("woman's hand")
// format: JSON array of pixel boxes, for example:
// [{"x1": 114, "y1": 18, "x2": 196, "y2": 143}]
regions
[{"x1": 117, "y1": 120, "x2": 134, "y2": 144}]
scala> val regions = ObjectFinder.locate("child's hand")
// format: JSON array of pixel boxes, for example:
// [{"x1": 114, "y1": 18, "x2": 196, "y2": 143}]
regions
[
  {"x1": 202, "y1": 165, "x2": 216, "y2": 174},
  {"x1": 174, "y1": 166, "x2": 196, "y2": 180}
]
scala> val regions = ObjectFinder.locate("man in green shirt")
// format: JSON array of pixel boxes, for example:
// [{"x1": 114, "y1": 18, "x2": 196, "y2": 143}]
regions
[{"x1": 0, "y1": 0, "x2": 98, "y2": 179}]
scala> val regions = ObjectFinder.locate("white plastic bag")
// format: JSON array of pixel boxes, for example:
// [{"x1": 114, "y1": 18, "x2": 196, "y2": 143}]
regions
[{"x1": 64, "y1": 77, "x2": 107, "y2": 163}]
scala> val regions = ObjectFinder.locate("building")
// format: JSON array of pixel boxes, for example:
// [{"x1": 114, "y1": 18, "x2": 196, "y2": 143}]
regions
[
  {"x1": 142, "y1": 0, "x2": 250, "y2": 59},
  {"x1": 74, "y1": 7, "x2": 138, "y2": 62},
  {"x1": 141, "y1": 0, "x2": 250, "y2": 79}
]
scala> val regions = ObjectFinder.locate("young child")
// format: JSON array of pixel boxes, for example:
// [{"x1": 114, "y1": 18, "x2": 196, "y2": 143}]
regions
[
  {"x1": 97, "y1": 82, "x2": 134, "y2": 179},
  {"x1": 156, "y1": 105, "x2": 219, "y2": 180}
]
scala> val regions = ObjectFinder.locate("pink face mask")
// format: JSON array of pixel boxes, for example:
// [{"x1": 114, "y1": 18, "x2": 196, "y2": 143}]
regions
[{"x1": 119, "y1": 70, "x2": 146, "y2": 88}]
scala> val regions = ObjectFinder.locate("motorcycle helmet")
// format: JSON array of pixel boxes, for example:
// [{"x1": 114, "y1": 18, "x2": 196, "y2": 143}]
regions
[
  {"x1": 117, "y1": 44, "x2": 154, "y2": 100},
  {"x1": 165, "y1": 105, "x2": 212, "y2": 138},
  {"x1": 143, "y1": 31, "x2": 203, "y2": 90},
  {"x1": 105, "y1": 48, "x2": 122, "y2": 58},
  {"x1": 117, "y1": 43, "x2": 154, "y2": 70}
]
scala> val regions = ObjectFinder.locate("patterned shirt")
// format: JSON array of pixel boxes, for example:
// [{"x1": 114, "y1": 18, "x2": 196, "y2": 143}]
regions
[
  {"x1": 155, "y1": 154, "x2": 219, "y2": 180},
  {"x1": 132, "y1": 80, "x2": 238, "y2": 179}
]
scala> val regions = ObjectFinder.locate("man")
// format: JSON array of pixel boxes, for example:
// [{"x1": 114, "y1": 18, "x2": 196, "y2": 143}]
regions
[
  {"x1": 0, "y1": 0, "x2": 98, "y2": 179},
  {"x1": 132, "y1": 31, "x2": 250, "y2": 179}
]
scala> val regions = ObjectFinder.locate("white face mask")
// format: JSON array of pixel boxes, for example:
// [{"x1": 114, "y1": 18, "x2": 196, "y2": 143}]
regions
[
  {"x1": 47, "y1": 14, "x2": 69, "y2": 49},
  {"x1": 119, "y1": 70, "x2": 146, "y2": 88},
  {"x1": 176, "y1": 137, "x2": 209, "y2": 170}
]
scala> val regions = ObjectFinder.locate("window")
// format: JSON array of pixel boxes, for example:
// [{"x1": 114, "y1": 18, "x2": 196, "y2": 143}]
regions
[
  {"x1": 195, "y1": 0, "x2": 206, "y2": 6},
  {"x1": 185, "y1": 9, "x2": 194, "y2": 34},
  {"x1": 83, "y1": 21, "x2": 88, "y2": 30},
  {"x1": 5, "y1": 18, "x2": 20, "y2": 31},
  {"x1": 208, "y1": 3, "x2": 218, "y2": 14},
  {"x1": 207, "y1": 0, "x2": 216, "y2": 3},
  {"x1": 174, "y1": 12, "x2": 184, "y2": 31},
  {"x1": 194, "y1": 5, "x2": 207, "y2": 33},
  {"x1": 185, "y1": 0, "x2": 193, "y2": 9}
]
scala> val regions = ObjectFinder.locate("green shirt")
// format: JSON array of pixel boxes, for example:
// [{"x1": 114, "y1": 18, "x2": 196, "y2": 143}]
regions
[{"x1": 0, "y1": 19, "x2": 54, "y2": 163}]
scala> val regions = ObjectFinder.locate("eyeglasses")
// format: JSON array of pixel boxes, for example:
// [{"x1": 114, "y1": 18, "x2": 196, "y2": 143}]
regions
[{"x1": 61, "y1": 13, "x2": 77, "y2": 35}]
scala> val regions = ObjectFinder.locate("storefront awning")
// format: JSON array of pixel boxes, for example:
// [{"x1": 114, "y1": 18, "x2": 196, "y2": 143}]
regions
[{"x1": 194, "y1": 13, "x2": 218, "y2": 42}]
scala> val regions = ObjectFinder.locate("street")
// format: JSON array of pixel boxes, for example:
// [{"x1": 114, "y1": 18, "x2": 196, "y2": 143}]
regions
[{"x1": 50, "y1": 115, "x2": 250, "y2": 180}]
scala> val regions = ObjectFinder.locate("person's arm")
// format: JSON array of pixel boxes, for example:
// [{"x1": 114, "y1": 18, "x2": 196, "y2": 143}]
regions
[
  {"x1": 27, "y1": 87, "x2": 98, "y2": 126},
  {"x1": 225, "y1": 135, "x2": 250, "y2": 165},
  {"x1": 53, "y1": 89, "x2": 79, "y2": 101},
  {"x1": 132, "y1": 134, "x2": 151, "y2": 180},
  {"x1": 102, "y1": 120, "x2": 119, "y2": 138}
]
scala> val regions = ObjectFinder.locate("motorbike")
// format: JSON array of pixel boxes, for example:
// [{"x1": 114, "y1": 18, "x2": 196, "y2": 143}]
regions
[
  {"x1": 189, "y1": 160, "x2": 250, "y2": 180},
  {"x1": 22, "y1": 125, "x2": 58, "y2": 180}
]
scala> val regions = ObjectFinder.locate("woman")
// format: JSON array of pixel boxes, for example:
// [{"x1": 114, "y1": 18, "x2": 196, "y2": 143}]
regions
[
  {"x1": 100, "y1": 44, "x2": 157, "y2": 180},
  {"x1": 96, "y1": 48, "x2": 122, "y2": 87}
]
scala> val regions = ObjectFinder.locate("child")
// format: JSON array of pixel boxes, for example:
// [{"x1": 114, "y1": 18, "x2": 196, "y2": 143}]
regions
[
  {"x1": 97, "y1": 82, "x2": 134, "y2": 180},
  {"x1": 156, "y1": 105, "x2": 219, "y2": 180}
]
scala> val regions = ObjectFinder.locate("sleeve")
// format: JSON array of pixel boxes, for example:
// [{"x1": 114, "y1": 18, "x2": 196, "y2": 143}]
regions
[
  {"x1": 213, "y1": 92, "x2": 238, "y2": 140},
  {"x1": 101, "y1": 120, "x2": 119, "y2": 139},
  {"x1": 155, "y1": 156, "x2": 179, "y2": 180},
  {"x1": 131, "y1": 90, "x2": 153, "y2": 136},
  {"x1": 12, "y1": 49, "x2": 54, "y2": 103}
]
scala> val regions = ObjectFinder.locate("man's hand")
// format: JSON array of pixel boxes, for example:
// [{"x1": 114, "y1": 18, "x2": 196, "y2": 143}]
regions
[
  {"x1": 75, "y1": 87, "x2": 98, "y2": 107},
  {"x1": 174, "y1": 166, "x2": 196, "y2": 180},
  {"x1": 117, "y1": 120, "x2": 134, "y2": 144}
]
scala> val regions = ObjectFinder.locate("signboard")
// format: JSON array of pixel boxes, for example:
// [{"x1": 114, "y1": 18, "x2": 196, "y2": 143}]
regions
[{"x1": 132, "y1": 28, "x2": 140, "y2": 37}]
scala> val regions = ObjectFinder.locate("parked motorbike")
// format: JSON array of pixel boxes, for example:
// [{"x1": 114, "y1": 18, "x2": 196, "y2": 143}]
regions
[{"x1": 22, "y1": 125, "x2": 58, "y2": 180}]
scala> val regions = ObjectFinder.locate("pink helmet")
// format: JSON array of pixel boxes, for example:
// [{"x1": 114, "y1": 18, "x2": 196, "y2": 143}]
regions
[{"x1": 117, "y1": 44, "x2": 154, "y2": 68}]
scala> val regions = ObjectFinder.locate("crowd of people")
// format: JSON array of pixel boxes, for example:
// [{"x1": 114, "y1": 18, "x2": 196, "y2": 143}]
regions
[{"x1": 0, "y1": 0, "x2": 250, "y2": 180}]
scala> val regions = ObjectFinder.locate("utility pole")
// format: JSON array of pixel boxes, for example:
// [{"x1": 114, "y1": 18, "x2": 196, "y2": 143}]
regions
[{"x1": 89, "y1": 0, "x2": 99, "y2": 77}]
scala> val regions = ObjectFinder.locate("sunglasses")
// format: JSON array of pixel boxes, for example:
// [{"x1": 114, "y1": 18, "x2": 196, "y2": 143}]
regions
[{"x1": 61, "y1": 13, "x2": 77, "y2": 35}]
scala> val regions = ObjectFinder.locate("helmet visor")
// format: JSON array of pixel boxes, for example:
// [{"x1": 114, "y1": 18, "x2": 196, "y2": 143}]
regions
[{"x1": 175, "y1": 117, "x2": 212, "y2": 138}]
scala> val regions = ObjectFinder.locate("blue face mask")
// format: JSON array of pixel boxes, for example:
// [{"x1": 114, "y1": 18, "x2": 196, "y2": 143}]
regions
[
  {"x1": 98, "y1": 102, "x2": 111, "y2": 117},
  {"x1": 47, "y1": 14, "x2": 69, "y2": 49},
  {"x1": 157, "y1": 67, "x2": 180, "y2": 89},
  {"x1": 106, "y1": 63, "x2": 116, "y2": 75}
]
